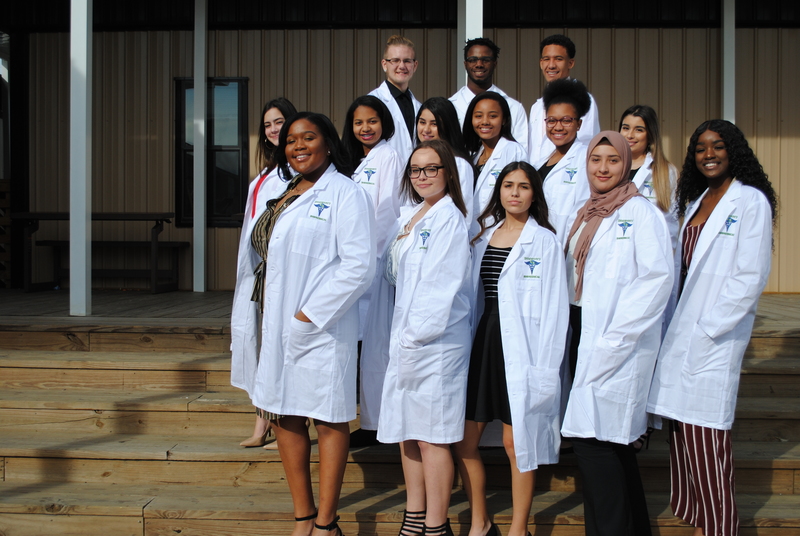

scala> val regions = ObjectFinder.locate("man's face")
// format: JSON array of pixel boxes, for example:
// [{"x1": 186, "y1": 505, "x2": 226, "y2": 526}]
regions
[
  {"x1": 464, "y1": 44, "x2": 497, "y2": 86},
  {"x1": 382, "y1": 45, "x2": 418, "y2": 89},
  {"x1": 540, "y1": 44, "x2": 574, "y2": 83}
]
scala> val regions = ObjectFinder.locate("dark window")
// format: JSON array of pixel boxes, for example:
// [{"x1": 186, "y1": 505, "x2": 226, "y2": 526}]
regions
[{"x1": 175, "y1": 77, "x2": 248, "y2": 228}]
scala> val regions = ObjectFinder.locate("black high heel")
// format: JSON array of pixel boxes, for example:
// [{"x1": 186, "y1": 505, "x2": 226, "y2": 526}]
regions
[
  {"x1": 315, "y1": 515, "x2": 344, "y2": 536},
  {"x1": 632, "y1": 426, "x2": 655, "y2": 453},
  {"x1": 296, "y1": 511, "x2": 318, "y2": 522},
  {"x1": 399, "y1": 510, "x2": 426, "y2": 536},
  {"x1": 424, "y1": 520, "x2": 454, "y2": 536}
]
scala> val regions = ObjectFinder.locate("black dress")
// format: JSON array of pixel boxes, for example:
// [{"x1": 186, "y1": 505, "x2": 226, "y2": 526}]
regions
[{"x1": 465, "y1": 245, "x2": 513, "y2": 424}]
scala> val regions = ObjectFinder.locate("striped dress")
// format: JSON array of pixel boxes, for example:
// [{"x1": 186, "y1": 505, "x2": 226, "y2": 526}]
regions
[{"x1": 670, "y1": 220, "x2": 739, "y2": 536}]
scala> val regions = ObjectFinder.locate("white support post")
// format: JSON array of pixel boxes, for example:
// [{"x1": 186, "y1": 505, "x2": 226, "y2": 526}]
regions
[
  {"x1": 457, "y1": 0, "x2": 484, "y2": 87},
  {"x1": 193, "y1": 0, "x2": 207, "y2": 292},
  {"x1": 69, "y1": 0, "x2": 92, "y2": 315},
  {"x1": 722, "y1": 0, "x2": 736, "y2": 123}
]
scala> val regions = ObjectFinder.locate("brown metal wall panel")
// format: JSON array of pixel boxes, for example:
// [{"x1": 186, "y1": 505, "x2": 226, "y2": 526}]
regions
[
  {"x1": 25, "y1": 27, "x2": 798, "y2": 290},
  {"x1": 777, "y1": 29, "x2": 800, "y2": 292}
]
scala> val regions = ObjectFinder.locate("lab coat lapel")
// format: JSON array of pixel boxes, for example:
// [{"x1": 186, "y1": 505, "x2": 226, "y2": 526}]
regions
[
  {"x1": 502, "y1": 217, "x2": 537, "y2": 275},
  {"x1": 281, "y1": 164, "x2": 336, "y2": 217},
  {"x1": 685, "y1": 180, "x2": 742, "y2": 283},
  {"x1": 399, "y1": 196, "x2": 453, "y2": 264},
  {"x1": 632, "y1": 153, "x2": 654, "y2": 190}
]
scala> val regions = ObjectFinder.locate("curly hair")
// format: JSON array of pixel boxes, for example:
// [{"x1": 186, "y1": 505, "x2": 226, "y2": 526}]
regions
[
  {"x1": 540, "y1": 34, "x2": 576, "y2": 58},
  {"x1": 472, "y1": 161, "x2": 555, "y2": 245},
  {"x1": 542, "y1": 78, "x2": 591, "y2": 119},
  {"x1": 676, "y1": 119, "x2": 777, "y2": 224},
  {"x1": 464, "y1": 37, "x2": 500, "y2": 60}
]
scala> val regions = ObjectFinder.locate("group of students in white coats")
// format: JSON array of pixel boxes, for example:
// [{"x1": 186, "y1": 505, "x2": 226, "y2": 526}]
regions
[{"x1": 229, "y1": 34, "x2": 777, "y2": 536}]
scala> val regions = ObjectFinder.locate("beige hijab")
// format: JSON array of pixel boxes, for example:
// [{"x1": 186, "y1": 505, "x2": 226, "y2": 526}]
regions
[{"x1": 567, "y1": 130, "x2": 641, "y2": 301}]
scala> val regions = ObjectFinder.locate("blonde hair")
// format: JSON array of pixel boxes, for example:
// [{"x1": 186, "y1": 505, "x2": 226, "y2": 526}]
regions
[
  {"x1": 619, "y1": 104, "x2": 674, "y2": 212},
  {"x1": 384, "y1": 35, "x2": 416, "y2": 59}
]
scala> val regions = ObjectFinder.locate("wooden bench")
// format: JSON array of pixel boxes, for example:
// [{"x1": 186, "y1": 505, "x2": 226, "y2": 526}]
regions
[
  {"x1": 12, "y1": 212, "x2": 187, "y2": 294},
  {"x1": 37, "y1": 239, "x2": 190, "y2": 294}
]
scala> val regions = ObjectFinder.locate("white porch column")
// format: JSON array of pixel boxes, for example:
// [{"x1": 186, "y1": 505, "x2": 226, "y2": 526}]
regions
[
  {"x1": 69, "y1": 0, "x2": 92, "y2": 316},
  {"x1": 457, "y1": 0, "x2": 484, "y2": 87},
  {"x1": 193, "y1": 0, "x2": 207, "y2": 292},
  {"x1": 722, "y1": 0, "x2": 736, "y2": 122}
]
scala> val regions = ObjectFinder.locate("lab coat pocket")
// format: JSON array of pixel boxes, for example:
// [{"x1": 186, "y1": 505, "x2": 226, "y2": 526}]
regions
[
  {"x1": 396, "y1": 344, "x2": 428, "y2": 392},
  {"x1": 287, "y1": 316, "x2": 336, "y2": 372},
  {"x1": 681, "y1": 323, "x2": 725, "y2": 376},
  {"x1": 290, "y1": 218, "x2": 332, "y2": 260},
  {"x1": 525, "y1": 365, "x2": 560, "y2": 416}
]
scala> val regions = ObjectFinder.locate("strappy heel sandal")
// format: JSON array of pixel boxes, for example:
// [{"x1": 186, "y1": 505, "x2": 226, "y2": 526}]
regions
[
  {"x1": 399, "y1": 510, "x2": 426, "y2": 536},
  {"x1": 424, "y1": 519, "x2": 454, "y2": 536},
  {"x1": 315, "y1": 515, "x2": 344, "y2": 536},
  {"x1": 296, "y1": 511, "x2": 318, "y2": 522},
  {"x1": 632, "y1": 426, "x2": 655, "y2": 453}
]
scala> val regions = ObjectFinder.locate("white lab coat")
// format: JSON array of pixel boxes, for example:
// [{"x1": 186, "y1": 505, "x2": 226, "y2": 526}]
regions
[
  {"x1": 369, "y1": 81, "x2": 421, "y2": 163},
  {"x1": 354, "y1": 141, "x2": 401, "y2": 347},
  {"x1": 632, "y1": 153, "x2": 679, "y2": 251},
  {"x1": 561, "y1": 196, "x2": 673, "y2": 444},
  {"x1": 353, "y1": 139, "x2": 403, "y2": 255},
  {"x1": 647, "y1": 181, "x2": 772, "y2": 430},
  {"x1": 540, "y1": 142, "x2": 590, "y2": 245},
  {"x1": 450, "y1": 84, "x2": 529, "y2": 153},
  {"x1": 230, "y1": 166, "x2": 290, "y2": 398},
  {"x1": 528, "y1": 92, "x2": 600, "y2": 167},
  {"x1": 472, "y1": 217, "x2": 569, "y2": 471},
  {"x1": 472, "y1": 137, "x2": 528, "y2": 236},
  {"x1": 375, "y1": 196, "x2": 472, "y2": 444},
  {"x1": 456, "y1": 155, "x2": 475, "y2": 224},
  {"x1": 251, "y1": 165, "x2": 377, "y2": 423}
]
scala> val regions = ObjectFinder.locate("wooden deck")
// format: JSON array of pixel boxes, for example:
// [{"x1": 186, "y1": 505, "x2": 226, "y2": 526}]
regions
[{"x1": 0, "y1": 291, "x2": 799, "y2": 534}]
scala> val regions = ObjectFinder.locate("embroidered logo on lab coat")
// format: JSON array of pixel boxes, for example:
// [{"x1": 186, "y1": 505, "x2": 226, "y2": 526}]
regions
[
  {"x1": 643, "y1": 180, "x2": 655, "y2": 198},
  {"x1": 359, "y1": 168, "x2": 377, "y2": 185},
  {"x1": 523, "y1": 257, "x2": 541, "y2": 279},
  {"x1": 564, "y1": 167, "x2": 578, "y2": 184},
  {"x1": 311, "y1": 201, "x2": 331, "y2": 221},
  {"x1": 617, "y1": 219, "x2": 633, "y2": 239},
  {"x1": 720, "y1": 215, "x2": 738, "y2": 236},
  {"x1": 488, "y1": 169, "x2": 502, "y2": 189},
  {"x1": 419, "y1": 229, "x2": 431, "y2": 249}
]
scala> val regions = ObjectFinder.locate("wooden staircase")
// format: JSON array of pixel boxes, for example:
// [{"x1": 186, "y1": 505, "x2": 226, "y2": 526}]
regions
[{"x1": 0, "y1": 304, "x2": 799, "y2": 535}]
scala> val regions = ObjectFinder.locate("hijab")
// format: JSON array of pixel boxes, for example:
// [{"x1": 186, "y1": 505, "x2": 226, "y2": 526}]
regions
[{"x1": 567, "y1": 130, "x2": 641, "y2": 301}]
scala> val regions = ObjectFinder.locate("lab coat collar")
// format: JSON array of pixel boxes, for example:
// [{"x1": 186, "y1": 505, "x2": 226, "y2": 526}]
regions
[
  {"x1": 546, "y1": 139, "x2": 585, "y2": 178},
  {"x1": 398, "y1": 196, "x2": 456, "y2": 261},
  {"x1": 476, "y1": 136, "x2": 512, "y2": 168},
  {"x1": 280, "y1": 164, "x2": 338, "y2": 215},
  {"x1": 631, "y1": 152, "x2": 654, "y2": 190},
  {"x1": 361, "y1": 139, "x2": 388, "y2": 166},
  {"x1": 684, "y1": 179, "x2": 743, "y2": 283},
  {"x1": 477, "y1": 216, "x2": 539, "y2": 274}
]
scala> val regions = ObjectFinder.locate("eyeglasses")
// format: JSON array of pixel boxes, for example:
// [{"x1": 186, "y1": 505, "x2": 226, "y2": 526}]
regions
[
  {"x1": 465, "y1": 56, "x2": 495, "y2": 64},
  {"x1": 545, "y1": 116, "x2": 577, "y2": 127},
  {"x1": 408, "y1": 166, "x2": 444, "y2": 178},
  {"x1": 385, "y1": 58, "x2": 416, "y2": 65}
]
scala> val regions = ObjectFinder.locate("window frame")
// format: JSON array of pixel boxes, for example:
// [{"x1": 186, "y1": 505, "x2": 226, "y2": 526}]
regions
[{"x1": 174, "y1": 76, "x2": 249, "y2": 228}]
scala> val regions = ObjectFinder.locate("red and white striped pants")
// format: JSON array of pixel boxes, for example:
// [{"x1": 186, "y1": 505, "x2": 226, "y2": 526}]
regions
[{"x1": 669, "y1": 420, "x2": 739, "y2": 536}]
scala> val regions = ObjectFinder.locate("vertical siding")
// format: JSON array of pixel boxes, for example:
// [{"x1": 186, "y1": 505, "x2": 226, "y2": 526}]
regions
[{"x1": 26, "y1": 27, "x2": 800, "y2": 291}]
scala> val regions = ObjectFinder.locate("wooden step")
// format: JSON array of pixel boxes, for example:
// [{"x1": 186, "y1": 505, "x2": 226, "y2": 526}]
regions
[
  {"x1": 0, "y1": 330, "x2": 230, "y2": 352},
  {"x1": 2, "y1": 431, "x2": 798, "y2": 494},
  {"x1": 0, "y1": 483, "x2": 798, "y2": 535},
  {"x1": 739, "y1": 358, "x2": 800, "y2": 397},
  {"x1": 0, "y1": 350, "x2": 235, "y2": 393}
]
